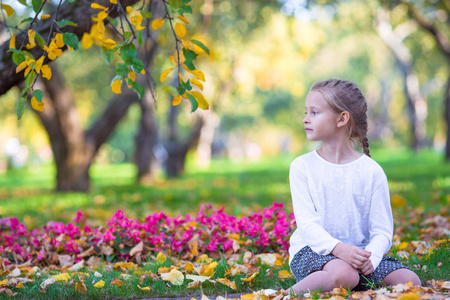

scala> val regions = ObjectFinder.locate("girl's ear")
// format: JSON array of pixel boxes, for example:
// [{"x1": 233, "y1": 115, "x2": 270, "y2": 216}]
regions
[{"x1": 337, "y1": 111, "x2": 350, "y2": 127}]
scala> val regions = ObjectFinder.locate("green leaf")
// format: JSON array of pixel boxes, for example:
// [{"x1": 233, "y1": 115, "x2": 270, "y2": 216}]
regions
[
  {"x1": 191, "y1": 39, "x2": 210, "y2": 55},
  {"x1": 20, "y1": 17, "x2": 33, "y2": 24},
  {"x1": 18, "y1": 0, "x2": 27, "y2": 5},
  {"x1": 177, "y1": 85, "x2": 186, "y2": 95},
  {"x1": 123, "y1": 32, "x2": 132, "y2": 42},
  {"x1": 32, "y1": 89, "x2": 43, "y2": 102},
  {"x1": 106, "y1": 46, "x2": 120, "y2": 64},
  {"x1": 62, "y1": 32, "x2": 79, "y2": 50},
  {"x1": 54, "y1": 19, "x2": 78, "y2": 28},
  {"x1": 17, "y1": 97, "x2": 27, "y2": 120},
  {"x1": 183, "y1": 48, "x2": 197, "y2": 70},
  {"x1": 137, "y1": 31, "x2": 143, "y2": 46},
  {"x1": 67, "y1": 0, "x2": 76, "y2": 2},
  {"x1": 142, "y1": 11, "x2": 152, "y2": 19},
  {"x1": 179, "y1": 4, "x2": 192, "y2": 15},
  {"x1": 163, "y1": 86, "x2": 178, "y2": 96},
  {"x1": 25, "y1": 71, "x2": 36, "y2": 88},
  {"x1": 32, "y1": 0, "x2": 42, "y2": 13},
  {"x1": 35, "y1": 32, "x2": 46, "y2": 48},
  {"x1": 115, "y1": 63, "x2": 129, "y2": 77},
  {"x1": 120, "y1": 42, "x2": 137, "y2": 63},
  {"x1": 132, "y1": 82, "x2": 145, "y2": 99},
  {"x1": 11, "y1": 51, "x2": 26, "y2": 65},
  {"x1": 181, "y1": 79, "x2": 192, "y2": 91},
  {"x1": 187, "y1": 93, "x2": 198, "y2": 113},
  {"x1": 131, "y1": 59, "x2": 144, "y2": 74}
]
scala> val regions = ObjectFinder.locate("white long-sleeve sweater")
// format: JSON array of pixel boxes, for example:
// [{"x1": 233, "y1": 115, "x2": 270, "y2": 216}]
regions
[{"x1": 288, "y1": 150, "x2": 393, "y2": 271}]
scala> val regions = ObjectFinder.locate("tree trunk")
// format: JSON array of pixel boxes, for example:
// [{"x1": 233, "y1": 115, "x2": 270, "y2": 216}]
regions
[
  {"x1": 135, "y1": 89, "x2": 159, "y2": 183},
  {"x1": 375, "y1": 9, "x2": 428, "y2": 150},
  {"x1": 35, "y1": 63, "x2": 138, "y2": 192},
  {"x1": 446, "y1": 78, "x2": 450, "y2": 159}
]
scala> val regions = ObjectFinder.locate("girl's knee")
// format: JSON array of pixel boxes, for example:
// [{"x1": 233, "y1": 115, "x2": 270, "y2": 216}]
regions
[
  {"x1": 383, "y1": 269, "x2": 421, "y2": 286},
  {"x1": 331, "y1": 265, "x2": 360, "y2": 290}
]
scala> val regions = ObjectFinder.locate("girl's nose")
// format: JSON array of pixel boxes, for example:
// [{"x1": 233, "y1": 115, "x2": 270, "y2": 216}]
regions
[{"x1": 303, "y1": 115, "x2": 309, "y2": 124}]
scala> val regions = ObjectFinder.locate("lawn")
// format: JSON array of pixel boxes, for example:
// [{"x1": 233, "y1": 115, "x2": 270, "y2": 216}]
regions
[{"x1": 0, "y1": 147, "x2": 449, "y2": 299}]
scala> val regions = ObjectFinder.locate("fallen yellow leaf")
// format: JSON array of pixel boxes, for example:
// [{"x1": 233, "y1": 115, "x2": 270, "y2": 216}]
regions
[
  {"x1": 75, "y1": 280, "x2": 87, "y2": 293},
  {"x1": 0, "y1": 279, "x2": 8, "y2": 286},
  {"x1": 397, "y1": 293, "x2": 421, "y2": 300},
  {"x1": 94, "y1": 280, "x2": 105, "y2": 288},
  {"x1": 200, "y1": 262, "x2": 217, "y2": 277},
  {"x1": 16, "y1": 282, "x2": 24, "y2": 289},
  {"x1": 111, "y1": 278, "x2": 124, "y2": 287},
  {"x1": 113, "y1": 261, "x2": 136, "y2": 270},
  {"x1": 216, "y1": 278, "x2": 237, "y2": 290},
  {"x1": 278, "y1": 270, "x2": 293, "y2": 279},
  {"x1": 161, "y1": 269, "x2": 184, "y2": 286},
  {"x1": 137, "y1": 284, "x2": 153, "y2": 291},
  {"x1": 187, "y1": 280, "x2": 201, "y2": 289},
  {"x1": 51, "y1": 273, "x2": 71, "y2": 282},
  {"x1": 185, "y1": 262, "x2": 194, "y2": 272},
  {"x1": 240, "y1": 294, "x2": 258, "y2": 300},
  {"x1": 157, "y1": 252, "x2": 166, "y2": 264},
  {"x1": 241, "y1": 271, "x2": 259, "y2": 282}
]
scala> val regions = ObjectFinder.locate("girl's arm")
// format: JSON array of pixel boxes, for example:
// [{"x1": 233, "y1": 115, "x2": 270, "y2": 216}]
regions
[
  {"x1": 364, "y1": 175, "x2": 393, "y2": 270},
  {"x1": 290, "y1": 163, "x2": 341, "y2": 255}
]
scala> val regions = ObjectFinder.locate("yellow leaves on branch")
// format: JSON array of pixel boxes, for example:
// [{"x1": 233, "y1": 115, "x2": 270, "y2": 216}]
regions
[
  {"x1": 177, "y1": 15, "x2": 189, "y2": 24},
  {"x1": 152, "y1": 19, "x2": 165, "y2": 30},
  {"x1": 175, "y1": 23, "x2": 187, "y2": 39},
  {"x1": 44, "y1": 33, "x2": 64, "y2": 60},
  {"x1": 111, "y1": 79, "x2": 123, "y2": 94},
  {"x1": 172, "y1": 95, "x2": 182, "y2": 106},
  {"x1": 9, "y1": 34, "x2": 15, "y2": 49},
  {"x1": 26, "y1": 29, "x2": 36, "y2": 49},
  {"x1": 188, "y1": 91, "x2": 209, "y2": 110},
  {"x1": 160, "y1": 67, "x2": 174, "y2": 83},
  {"x1": 1, "y1": 4, "x2": 14, "y2": 17}
]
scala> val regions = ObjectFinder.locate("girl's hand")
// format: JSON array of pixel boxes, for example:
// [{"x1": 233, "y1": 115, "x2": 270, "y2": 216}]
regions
[
  {"x1": 331, "y1": 243, "x2": 371, "y2": 269},
  {"x1": 359, "y1": 259, "x2": 374, "y2": 276}
]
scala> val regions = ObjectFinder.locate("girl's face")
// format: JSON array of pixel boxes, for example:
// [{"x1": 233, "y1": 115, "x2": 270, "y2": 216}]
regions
[{"x1": 303, "y1": 91, "x2": 341, "y2": 142}]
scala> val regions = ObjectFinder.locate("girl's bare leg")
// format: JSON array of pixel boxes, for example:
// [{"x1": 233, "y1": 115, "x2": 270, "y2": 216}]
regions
[
  {"x1": 383, "y1": 269, "x2": 421, "y2": 286},
  {"x1": 290, "y1": 259, "x2": 360, "y2": 295}
]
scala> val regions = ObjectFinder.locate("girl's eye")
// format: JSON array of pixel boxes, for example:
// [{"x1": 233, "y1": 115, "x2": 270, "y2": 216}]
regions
[{"x1": 312, "y1": 111, "x2": 318, "y2": 115}]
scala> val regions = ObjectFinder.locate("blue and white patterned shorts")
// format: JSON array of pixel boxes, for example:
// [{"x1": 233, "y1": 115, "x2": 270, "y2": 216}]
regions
[{"x1": 289, "y1": 246, "x2": 408, "y2": 291}]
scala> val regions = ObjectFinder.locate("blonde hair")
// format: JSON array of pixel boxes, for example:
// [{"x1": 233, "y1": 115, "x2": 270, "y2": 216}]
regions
[{"x1": 311, "y1": 79, "x2": 370, "y2": 157}]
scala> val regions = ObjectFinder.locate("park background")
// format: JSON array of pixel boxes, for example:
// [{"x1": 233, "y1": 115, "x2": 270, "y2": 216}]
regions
[
  {"x1": 0, "y1": 0, "x2": 448, "y2": 226},
  {"x1": 0, "y1": 0, "x2": 449, "y2": 298}
]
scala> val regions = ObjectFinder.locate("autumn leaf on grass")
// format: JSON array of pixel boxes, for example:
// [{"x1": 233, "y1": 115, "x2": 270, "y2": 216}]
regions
[
  {"x1": 0, "y1": 279, "x2": 8, "y2": 287},
  {"x1": 217, "y1": 278, "x2": 237, "y2": 290},
  {"x1": 138, "y1": 284, "x2": 154, "y2": 291},
  {"x1": 111, "y1": 278, "x2": 124, "y2": 287},
  {"x1": 94, "y1": 280, "x2": 105, "y2": 288},
  {"x1": 185, "y1": 262, "x2": 194, "y2": 272},
  {"x1": 241, "y1": 271, "x2": 259, "y2": 284},
  {"x1": 75, "y1": 281, "x2": 87, "y2": 293},
  {"x1": 186, "y1": 274, "x2": 211, "y2": 283},
  {"x1": 256, "y1": 254, "x2": 277, "y2": 266},
  {"x1": 161, "y1": 269, "x2": 184, "y2": 286},
  {"x1": 397, "y1": 293, "x2": 421, "y2": 300},
  {"x1": 199, "y1": 261, "x2": 218, "y2": 277},
  {"x1": 157, "y1": 252, "x2": 166, "y2": 264},
  {"x1": 442, "y1": 281, "x2": 450, "y2": 289},
  {"x1": 39, "y1": 278, "x2": 56, "y2": 293},
  {"x1": 52, "y1": 273, "x2": 71, "y2": 282},
  {"x1": 240, "y1": 294, "x2": 258, "y2": 300},
  {"x1": 187, "y1": 280, "x2": 201, "y2": 289},
  {"x1": 278, "y1": 270, "x2": 293, "y2": 279},
  {"x1": 113, "y1": 262, "x2": 136, "y2": 270}
]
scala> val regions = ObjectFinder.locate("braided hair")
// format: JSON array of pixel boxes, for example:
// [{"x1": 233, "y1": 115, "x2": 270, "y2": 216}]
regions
[{"x1": 311, "y1": 79, "x2": 371, "y2": 157}]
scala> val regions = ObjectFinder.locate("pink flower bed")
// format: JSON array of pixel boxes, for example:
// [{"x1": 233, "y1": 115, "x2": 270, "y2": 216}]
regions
[{"x1": 0, "y1": 203, "x2": 295, "y2": 266}]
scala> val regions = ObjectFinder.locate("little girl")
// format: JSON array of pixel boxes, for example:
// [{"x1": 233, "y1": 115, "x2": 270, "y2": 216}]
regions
[{"x1": 288, "y1": 79, "x2": 420, "y2": 293}]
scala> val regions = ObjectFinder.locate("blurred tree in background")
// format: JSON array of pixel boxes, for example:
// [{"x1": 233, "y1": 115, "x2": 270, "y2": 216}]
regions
[{"x1": 0, "y1": 0, "x2": 448, "y2": 193}]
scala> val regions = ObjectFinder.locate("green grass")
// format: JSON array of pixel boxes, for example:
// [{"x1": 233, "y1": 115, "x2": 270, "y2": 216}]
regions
[
  {"x1": 0, "y1": 147, "x2": 449, "y2": 298},
  {"x1": 0, "y1": 147, "x2": 449, "y2": 228}
]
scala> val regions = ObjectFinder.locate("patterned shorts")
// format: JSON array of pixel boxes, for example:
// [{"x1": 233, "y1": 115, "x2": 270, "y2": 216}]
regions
[{"x1": 289, "y1": 246, "x2": 408, "y2": 291}]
